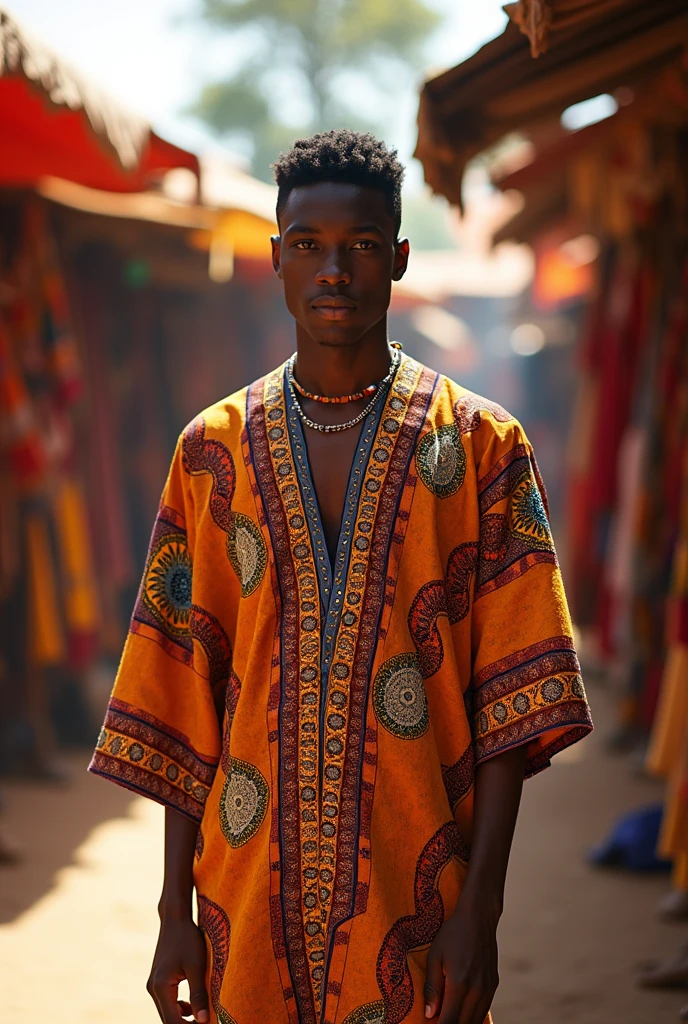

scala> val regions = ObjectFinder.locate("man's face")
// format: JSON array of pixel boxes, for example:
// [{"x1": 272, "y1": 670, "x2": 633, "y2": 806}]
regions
[{"x1": 271, "y1": 182, "x2": 409, "y2": 347}]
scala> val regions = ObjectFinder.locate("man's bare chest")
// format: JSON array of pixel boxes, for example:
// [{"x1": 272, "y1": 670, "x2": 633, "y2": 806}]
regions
[{"x1": 302, "y1": 428, "x2": 363, "y2": 564}]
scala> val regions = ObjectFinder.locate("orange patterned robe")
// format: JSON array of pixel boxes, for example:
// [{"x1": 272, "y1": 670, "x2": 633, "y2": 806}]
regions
[{"x1": 90, "y1": 355, "x2": 592, "y2": 1024}]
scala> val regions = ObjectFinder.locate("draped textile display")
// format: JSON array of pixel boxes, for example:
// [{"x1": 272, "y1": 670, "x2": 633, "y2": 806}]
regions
[
  {"x1": 90, "y1": 355, "x2": 592, "y2": 1024},
  {"x1": 647, "y1": 444, "x2": 688, "y2": 891},
  {"x1": 566, "y1": 249, "x2": 688, "y2": 735},
  {"x1": 0, "y1": 200, "x2": 100, "y2": 676}
]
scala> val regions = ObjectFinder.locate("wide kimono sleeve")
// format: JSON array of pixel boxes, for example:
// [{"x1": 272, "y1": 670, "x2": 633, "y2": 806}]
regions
[
  {"x1": 88, "y1": 435, "x2": 223, "y2": 821},
  {"x1": 469, "y1": 415, "x2": 593, "y2": 778}
]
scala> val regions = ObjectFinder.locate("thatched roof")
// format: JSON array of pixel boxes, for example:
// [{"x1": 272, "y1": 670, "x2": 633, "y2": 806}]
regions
[
  {"x1": 414, "y1": 0, "x2": 688, "y2": 206},
  {"x1": 0, "y1": 7, "x2": 199, "y2": 191}
]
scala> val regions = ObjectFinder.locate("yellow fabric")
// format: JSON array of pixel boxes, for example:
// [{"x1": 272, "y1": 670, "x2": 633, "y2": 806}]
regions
[
  {"x1": 647, "y1": 645, "x2": 688, "y2": 779},
  {"x1": 649, "y1": 441, "x2": 688, "y2": 891},
  {"x1": 53, "y1": 477, "x2": 100, "y2": 634},
  {"x1": 26, "y1": 510, "x2": 65, "y2": 666},
  {"x1": 673, "y1": 853, "x2": 688, "y2": 893},
  {"x1": 90, "y1": 356, "x2": 592, "y2": 1024},
  {"x1": 655, "y1": 670, "x2": 688, "y2": 892}
]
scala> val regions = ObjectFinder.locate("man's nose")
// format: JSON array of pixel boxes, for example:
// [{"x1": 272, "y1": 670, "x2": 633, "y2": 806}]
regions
[{"x1": 315, "y1": 251, "x2": 352, "y2": 286}]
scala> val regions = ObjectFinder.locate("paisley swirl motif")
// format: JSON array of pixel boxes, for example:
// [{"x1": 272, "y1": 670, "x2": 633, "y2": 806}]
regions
[
  {"x1": 182, "y1": 417, "x2": 236, "y2": 530},
  {"x1": 441, "y1": 744, "x2": 475, "y2": 810},
  {"x1": 408, "y1": 543, "x2": 478, "y2": 679},
  {"x1": 376, "y1": 822, "x2": 469, "y2": 1024},
  {"x1": 183, "y1": 417, "x2": 266, "y2": 596},
  {"x1": 197, "y1": 895, "x2": 236, "y2": 1024},
  {"x1": 445, "y1": 542, "x2": 479, "y2": 623},
  {"x1": 453, "y1": 393, "x2": 513, "y2": 435},
  {"x1": 189, "y1": 605, "x2": 232, "y2": 710},
  {"x1": 220, "y1": 671, "x2": 243, "y2": 770},
  {"x1": 408, "y1": 580, "x2": 446, "y2": 679}
]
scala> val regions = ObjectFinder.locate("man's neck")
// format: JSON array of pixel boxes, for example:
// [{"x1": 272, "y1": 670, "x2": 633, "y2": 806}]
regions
[{"x1": 293, "y1": 325, "x2": 393, "y2": 398}]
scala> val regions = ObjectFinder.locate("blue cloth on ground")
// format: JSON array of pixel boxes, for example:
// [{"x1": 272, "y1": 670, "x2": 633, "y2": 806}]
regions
[{"x1": 589, "y1": 804, "x2": 672, "y2": 871}]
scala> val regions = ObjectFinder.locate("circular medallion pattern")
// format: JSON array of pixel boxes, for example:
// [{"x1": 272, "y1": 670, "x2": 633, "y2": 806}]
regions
[
  {"x1": 509, "y1": 471, "x2": 552, "y2": 548},
  {"x1": 492, "y1": 702, "x2": 508, "y2": 724},
  {"x1": 219, "y1": 758, "x2": 269, "y2": 848},
  {"x1": 373, "y1": 653, "x2": 429, "y2": 739},
  {"x1": 571, "y1": 675, "x2": 586, "y2": 699},
  {"x1": 142, "y1": 533, "x2": 192, "y2": 636},
  {"x1": 540, "y1": 677, "x2": 565, "y2": 703},
  {"x1": 416, "y1": 423, "x2": 466, "y2": 499},
  {"x1": 226, "y1": 513, "x2": 268, "y2": 597}
]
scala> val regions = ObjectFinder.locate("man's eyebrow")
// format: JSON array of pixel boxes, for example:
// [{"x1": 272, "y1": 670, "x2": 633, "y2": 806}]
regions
[
  {"x1": 350, "y1": 223, "x2": 385, "y2": 235},
  {"x1": 283, "y1": 222, "x2": 387, "y2": 236},
  {"x1": 283, "y1": 223, "x2": 320, "y2": 235}
]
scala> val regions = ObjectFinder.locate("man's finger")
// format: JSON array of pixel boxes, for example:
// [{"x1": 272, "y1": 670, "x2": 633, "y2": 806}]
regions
[
  {"x1": 457, "y1": 986, "x2": 482, "y2": 1024},
  {"x1": 149, "y1": 990, "x2": 166, "y2": 1024},
  {"x1": 146, "y1": 973, "x2": 174, "y2": 1024},
  {"x1": 438, "y1": 978, "x2": 468, "y2": 1024},
  {"x1": 177, "y1": 1001, "x2": 193, "y2": 1019},
  {"x1": 469, "y1": 993, "x2": 493, "y2": 1024},
  {"x1": 424, "y1": 951, "x2": 445, "y2": 1019},
  {"x1": 155, "y1": 980, "x2": 185, "y2": 1024},
  {"x1": 186, "y1": 959, "x2": 210, "y2": 1024}
]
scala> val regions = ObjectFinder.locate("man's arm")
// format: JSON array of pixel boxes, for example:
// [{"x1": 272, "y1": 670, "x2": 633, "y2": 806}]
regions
[
  {"x1": 147, "y1": 808, "x2": 210, "y2": 1024},
  {"x1": 424, "y1": 743, "x2": 528, "y2": 1024}
]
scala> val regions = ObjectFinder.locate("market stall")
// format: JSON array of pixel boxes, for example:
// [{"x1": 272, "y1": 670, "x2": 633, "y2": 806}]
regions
[
  {"x1": 0, "y1": 9, "x2": 282, "y2": 774},
  {"x1": 414, "y1": 0, "x2": 688, "y2": 914}
]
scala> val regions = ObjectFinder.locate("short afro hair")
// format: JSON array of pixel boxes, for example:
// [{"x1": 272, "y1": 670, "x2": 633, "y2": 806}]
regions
[{"x1": 272, "y1": 129, "x2": 405, "y2": 237}]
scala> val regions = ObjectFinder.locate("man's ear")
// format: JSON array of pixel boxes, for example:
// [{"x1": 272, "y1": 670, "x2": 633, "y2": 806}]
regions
[
  {"x1": 392, "y1": 238, "x2": 410, "y2": 282},
  {"x1": 271, "y1": 235, "x2": 282, "y2": 278}
]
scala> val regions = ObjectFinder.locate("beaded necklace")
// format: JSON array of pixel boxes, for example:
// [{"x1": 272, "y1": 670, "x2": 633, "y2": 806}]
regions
[
  {"x1": 289, "y1": 341, "x2": 403, "y2": 405},
  {"x1": 287, "y1": 347, "x2": 401, "y2": 434}
]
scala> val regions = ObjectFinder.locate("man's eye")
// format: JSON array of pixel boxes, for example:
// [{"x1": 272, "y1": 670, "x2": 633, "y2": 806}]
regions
[
  {"x1": 352, "y1": 240, "x2": 376, "y2": 250},
  {"x1": 293, "y1": 240, "x2": 317, "y2": 250}
]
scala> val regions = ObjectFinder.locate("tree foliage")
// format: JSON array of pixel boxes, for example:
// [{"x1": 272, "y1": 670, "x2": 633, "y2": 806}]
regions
[{"x1": 190, "y1": 0, "x2": 441, "y2": 179}]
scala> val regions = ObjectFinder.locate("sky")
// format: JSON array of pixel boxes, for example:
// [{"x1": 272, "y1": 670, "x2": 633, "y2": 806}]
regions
[{"x1": 9, "y1": 0, "x2": 508, "y2": 185}]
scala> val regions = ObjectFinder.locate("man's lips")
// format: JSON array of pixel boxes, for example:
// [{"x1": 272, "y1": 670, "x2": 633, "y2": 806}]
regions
[{"x1": 311, "y1": 296, "x2": 357, "y2": 321}]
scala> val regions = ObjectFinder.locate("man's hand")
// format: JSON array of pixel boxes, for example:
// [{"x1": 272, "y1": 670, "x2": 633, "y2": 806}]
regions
[
  {"x1": 423, "y1": 745, "x2": 528, "y2": 1023},
  {"x1": 423, "y1": 896, "x2": 499, "y2": 1024},
  {"x1": 147, "y1": 913, "x2": 210, "y2": 1024}
]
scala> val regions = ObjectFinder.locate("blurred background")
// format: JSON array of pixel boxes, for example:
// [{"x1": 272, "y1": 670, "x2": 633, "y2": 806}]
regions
[{"x1": 0, "y1": 0, "x2": 686, "y2": 1020}]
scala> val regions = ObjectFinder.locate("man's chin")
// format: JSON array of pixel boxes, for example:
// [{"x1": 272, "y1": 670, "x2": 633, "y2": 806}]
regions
[
  {"x1": 317, "y1": 335, "x2": 361, "y2": 348},
  {"x1": 296, "y1": 315, "x2": 378, "y2": 348},
  {"x1": 308, "y1": 325, "x2": 362, "y2": 348}
]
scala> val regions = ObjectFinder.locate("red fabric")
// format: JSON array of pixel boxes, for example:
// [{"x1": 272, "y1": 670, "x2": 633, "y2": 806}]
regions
[
  {"x1": 0, "y1": 76, "x2": 198, "y2": 192},
  {"x1": 641, "y1": 660, "x2": 664, "y2": 733}
]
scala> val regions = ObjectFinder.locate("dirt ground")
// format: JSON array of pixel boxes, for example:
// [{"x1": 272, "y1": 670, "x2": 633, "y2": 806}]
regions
[{"x1": 1, "y1": 683, "x2": 686, "y2": 1023}]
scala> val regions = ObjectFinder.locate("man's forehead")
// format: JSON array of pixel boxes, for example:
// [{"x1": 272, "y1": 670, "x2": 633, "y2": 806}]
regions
[{"x1": 280, "y1": 181, "x2": 394, "y2": 231}]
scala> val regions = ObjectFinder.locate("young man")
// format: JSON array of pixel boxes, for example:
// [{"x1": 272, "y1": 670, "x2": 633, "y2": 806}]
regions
[{"x1": 90, "y1": 130, "x2": 592, "y2": 1024}]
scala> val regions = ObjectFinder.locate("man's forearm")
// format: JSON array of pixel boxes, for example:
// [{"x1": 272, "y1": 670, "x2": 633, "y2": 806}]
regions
[
  {"x1": 159, "y1": 807, "x2": 199, "y2": 919},
  {"x1": 457, "y1": 744, "x2": 528, "y2": 916}
]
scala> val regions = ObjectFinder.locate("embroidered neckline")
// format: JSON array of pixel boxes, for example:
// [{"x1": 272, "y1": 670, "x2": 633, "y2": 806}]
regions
[{"x1": 255, "y1": 353, "x2": 429, "y2": 1020}]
